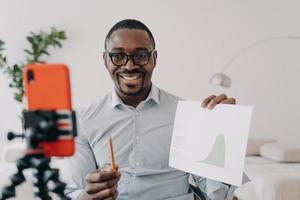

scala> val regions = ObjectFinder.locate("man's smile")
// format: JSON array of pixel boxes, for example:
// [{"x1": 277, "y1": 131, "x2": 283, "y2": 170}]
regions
[
  {"x1": 119, "y1": 72, "x2": 142, "y2": 80},
  {"x1": 117, "y1": 70, "x2": 145, "y2": 86}
]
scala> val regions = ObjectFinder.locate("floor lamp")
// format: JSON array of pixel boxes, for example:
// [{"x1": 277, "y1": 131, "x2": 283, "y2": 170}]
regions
[{"x1": 210, "y1": 35, "x2": 300, "y2": 87}]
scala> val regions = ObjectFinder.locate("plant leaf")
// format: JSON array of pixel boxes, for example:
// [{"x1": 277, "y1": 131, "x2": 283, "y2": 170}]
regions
[
  {"x1": 24, "y1": 49, "x2": 33, "y2": 55},
  {"x1": 41, "y1": 50, "x2": 49, "y2": 56}
]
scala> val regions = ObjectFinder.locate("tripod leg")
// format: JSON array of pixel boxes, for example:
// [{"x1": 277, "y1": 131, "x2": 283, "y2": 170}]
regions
[
  {"x1": 30, "y1": 157, "x2": 52, "y2": 200},
  {"x1": 44, "y1": 168, "x2": 70, "y2": 200},
  {"x1": 0, "y1": 156, "x2": 29, "y2": 200}
]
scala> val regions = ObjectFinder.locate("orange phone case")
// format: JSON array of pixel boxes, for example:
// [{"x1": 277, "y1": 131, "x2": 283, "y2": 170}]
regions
[{"x1": 23, "y1": 63, "x2": 75, "y2": 157}]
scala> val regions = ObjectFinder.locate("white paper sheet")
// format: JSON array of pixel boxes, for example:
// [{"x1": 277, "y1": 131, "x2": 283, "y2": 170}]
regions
[{"x1": 169, "y1": 101, "x2": 253, "y2": 186}]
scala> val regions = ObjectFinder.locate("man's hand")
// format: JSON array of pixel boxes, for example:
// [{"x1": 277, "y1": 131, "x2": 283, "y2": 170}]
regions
[
  {"x1": 201, "y1": 94, "x2": 236, "y2": 109},
  {"x1": 78, "y1": 165, "x2": 121, "y2": 200}
]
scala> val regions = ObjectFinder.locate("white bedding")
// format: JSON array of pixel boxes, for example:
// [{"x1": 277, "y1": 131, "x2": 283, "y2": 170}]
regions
[{"x1": 235, "y1": 156, "x2": 300, "y2": 200}]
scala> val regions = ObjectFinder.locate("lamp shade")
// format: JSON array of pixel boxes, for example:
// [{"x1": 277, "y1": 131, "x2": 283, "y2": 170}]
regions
[{"x1": 210, "y1": 73, "x2": 231, "y2": 87}]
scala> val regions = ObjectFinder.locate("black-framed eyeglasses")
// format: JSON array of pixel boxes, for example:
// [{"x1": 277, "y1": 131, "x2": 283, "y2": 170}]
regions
[{"x1": 105, "y1": 49, "x2": 155, "y2": 67}]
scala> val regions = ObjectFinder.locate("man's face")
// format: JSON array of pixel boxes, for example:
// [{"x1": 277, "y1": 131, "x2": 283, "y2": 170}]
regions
[{"x1": 104, "y1": 29, "x2": 157, "y2": 97}]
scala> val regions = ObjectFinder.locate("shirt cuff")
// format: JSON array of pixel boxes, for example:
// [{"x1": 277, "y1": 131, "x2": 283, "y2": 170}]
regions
[
  {"x1": 225, "y1": 185, "x2": 237, "y2": 200},
  {"x1": 205, "y1": 179, "x2": 229, "y2": 195},
  {"x1": 66, "y1": 189, "x2": 85, "y2": 200}
]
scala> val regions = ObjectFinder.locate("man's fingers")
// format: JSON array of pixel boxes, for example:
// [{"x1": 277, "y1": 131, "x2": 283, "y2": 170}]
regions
[
  {"x1": 207, "y1": 94, "x2": 227, "y2": 109},
  {"x1": 85, "y1": 170, "x2": 118, "y2": 183},
  {"x1": 102, "y1": 163, "x2": 120, "y2": 173},
  {"x1": 103, "y1": 190, "x2": 118, "y2": 200},
  {"x1": 112, "y1": 190, "x2": 119, "y2": 200},
  {"x1": 92, "y1": 184, "x2": 118, "y2": 199},
  {"x1": 86, "y1": 177, "x2": 120, "y2": 194},
  {"x1": 220, "y1": 98, "x2": 236, "y2": 104},
  {"x1": 201, "y1": 95, "x2": 216, "y2": 108}
]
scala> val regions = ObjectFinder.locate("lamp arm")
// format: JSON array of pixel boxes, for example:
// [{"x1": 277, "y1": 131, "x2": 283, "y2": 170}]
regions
[{"x1": 221, "y1": 35, "x2": 300, "y2": 73}]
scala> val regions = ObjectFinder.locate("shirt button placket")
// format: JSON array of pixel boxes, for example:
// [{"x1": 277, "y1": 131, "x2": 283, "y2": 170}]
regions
[{"x1": 133, "y1": 110, "x2": 141, "y2": 169}]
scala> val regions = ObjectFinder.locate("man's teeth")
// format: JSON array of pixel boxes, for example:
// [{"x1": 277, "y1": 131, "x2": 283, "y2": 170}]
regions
[{"x1": 120, "y1": 74, "x2": 141, "y2": 80}]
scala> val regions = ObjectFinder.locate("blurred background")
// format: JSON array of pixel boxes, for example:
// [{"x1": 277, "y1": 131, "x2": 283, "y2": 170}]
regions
[{"x1": 1, "y1": 0, "x2": 300, "y2": 157}]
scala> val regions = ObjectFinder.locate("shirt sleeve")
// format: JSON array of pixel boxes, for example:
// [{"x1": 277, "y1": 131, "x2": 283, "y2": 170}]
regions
[
  {"x1": 60, "y1": 120, "x2": 98, "y2": 200},
  {"x1": 192, "y1": 173, "x2": 250, "y2": 200}
]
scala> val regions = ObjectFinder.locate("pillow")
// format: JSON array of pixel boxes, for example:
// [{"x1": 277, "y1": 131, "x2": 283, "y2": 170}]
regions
[
  {"x1": 260, "y1": 143, "x2": 300, "y2": 162},
  {"x1": 246, "y1": 137, "x2": 277, "y2": 156}
]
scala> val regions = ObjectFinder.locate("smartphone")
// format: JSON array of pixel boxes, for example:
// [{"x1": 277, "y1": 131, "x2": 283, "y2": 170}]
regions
[{"x1": 23, "y1": 63, "x2": 75, "y2": 157}]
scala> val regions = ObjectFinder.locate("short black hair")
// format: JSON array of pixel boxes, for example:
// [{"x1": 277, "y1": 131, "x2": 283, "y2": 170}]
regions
[{"x1": 105, "y1": 19, "x2": 155, "y2": 50}]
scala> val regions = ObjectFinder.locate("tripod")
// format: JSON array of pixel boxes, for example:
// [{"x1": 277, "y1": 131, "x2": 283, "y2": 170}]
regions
[
  {"x1": 0, "y1": 110, "x2": 77, "y2": 200},
  {"x1": 0, "y1": 154, "x2": 70, "y2": 200}
]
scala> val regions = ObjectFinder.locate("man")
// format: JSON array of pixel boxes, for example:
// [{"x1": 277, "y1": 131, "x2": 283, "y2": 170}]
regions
[{"x1": 62, "y1": 19, "x2": 243, "y2": 200}]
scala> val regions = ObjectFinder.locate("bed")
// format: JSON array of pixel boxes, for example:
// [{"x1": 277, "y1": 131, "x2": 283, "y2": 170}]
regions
[{"x1": 234, "y1": 156, "x2": 300, "y2": 200}]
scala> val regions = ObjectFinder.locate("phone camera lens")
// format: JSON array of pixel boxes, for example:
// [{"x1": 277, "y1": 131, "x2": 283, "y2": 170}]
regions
[{"x1": 27, "y1": 70, "x2": 34, "y2": 83}]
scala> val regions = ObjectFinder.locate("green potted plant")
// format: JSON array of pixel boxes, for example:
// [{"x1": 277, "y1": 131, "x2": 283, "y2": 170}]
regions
[{"x1": 0, "y1": 28, "x2": 67, "y2": 103}]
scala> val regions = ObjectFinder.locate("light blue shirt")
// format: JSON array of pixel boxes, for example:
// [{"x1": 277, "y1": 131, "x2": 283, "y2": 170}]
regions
[{"x1": 62, "y1": 84, "x2": 244, "y2": 200}]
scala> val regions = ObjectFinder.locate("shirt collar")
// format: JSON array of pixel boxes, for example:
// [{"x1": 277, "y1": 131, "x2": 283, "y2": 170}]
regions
[
  {"x1": 144, "y1": 83, "x2": 160, "y2": 105},
  {"x1": 111, "y1": 83, "x2": 160, "y2": 108}
]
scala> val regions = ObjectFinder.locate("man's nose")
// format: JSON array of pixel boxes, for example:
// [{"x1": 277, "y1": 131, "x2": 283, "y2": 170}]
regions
[{"x1": 123, "y1": 57, "x2": 137, "y2": 70}]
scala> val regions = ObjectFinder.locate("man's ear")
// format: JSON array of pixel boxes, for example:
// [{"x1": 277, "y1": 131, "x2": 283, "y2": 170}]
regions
[
  {"x1": 103, "y1": 51, "x2": 108, "y2": 68},
  {"x1": 153, "y1": 50, "x2": 158, "y2": 67}
]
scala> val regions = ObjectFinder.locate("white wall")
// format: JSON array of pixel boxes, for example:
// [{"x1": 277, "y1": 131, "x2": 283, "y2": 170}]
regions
[{"x1": 1, "y1": 0, "x2": 300, "y2": 154}]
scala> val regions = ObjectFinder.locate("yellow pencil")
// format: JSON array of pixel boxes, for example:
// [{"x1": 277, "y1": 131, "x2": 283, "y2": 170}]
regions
[{"x1": 108, "y1": 137, "x2": 117, "y2": 171}]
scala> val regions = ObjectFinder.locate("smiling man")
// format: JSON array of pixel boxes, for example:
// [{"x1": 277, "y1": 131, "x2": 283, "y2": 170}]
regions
[
  {"x1": 104, "y1": 27, "x2": 157, "y2": 107},
  {"x1": 62, "y1": 19, "x2": 244, "y2": 200}
]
